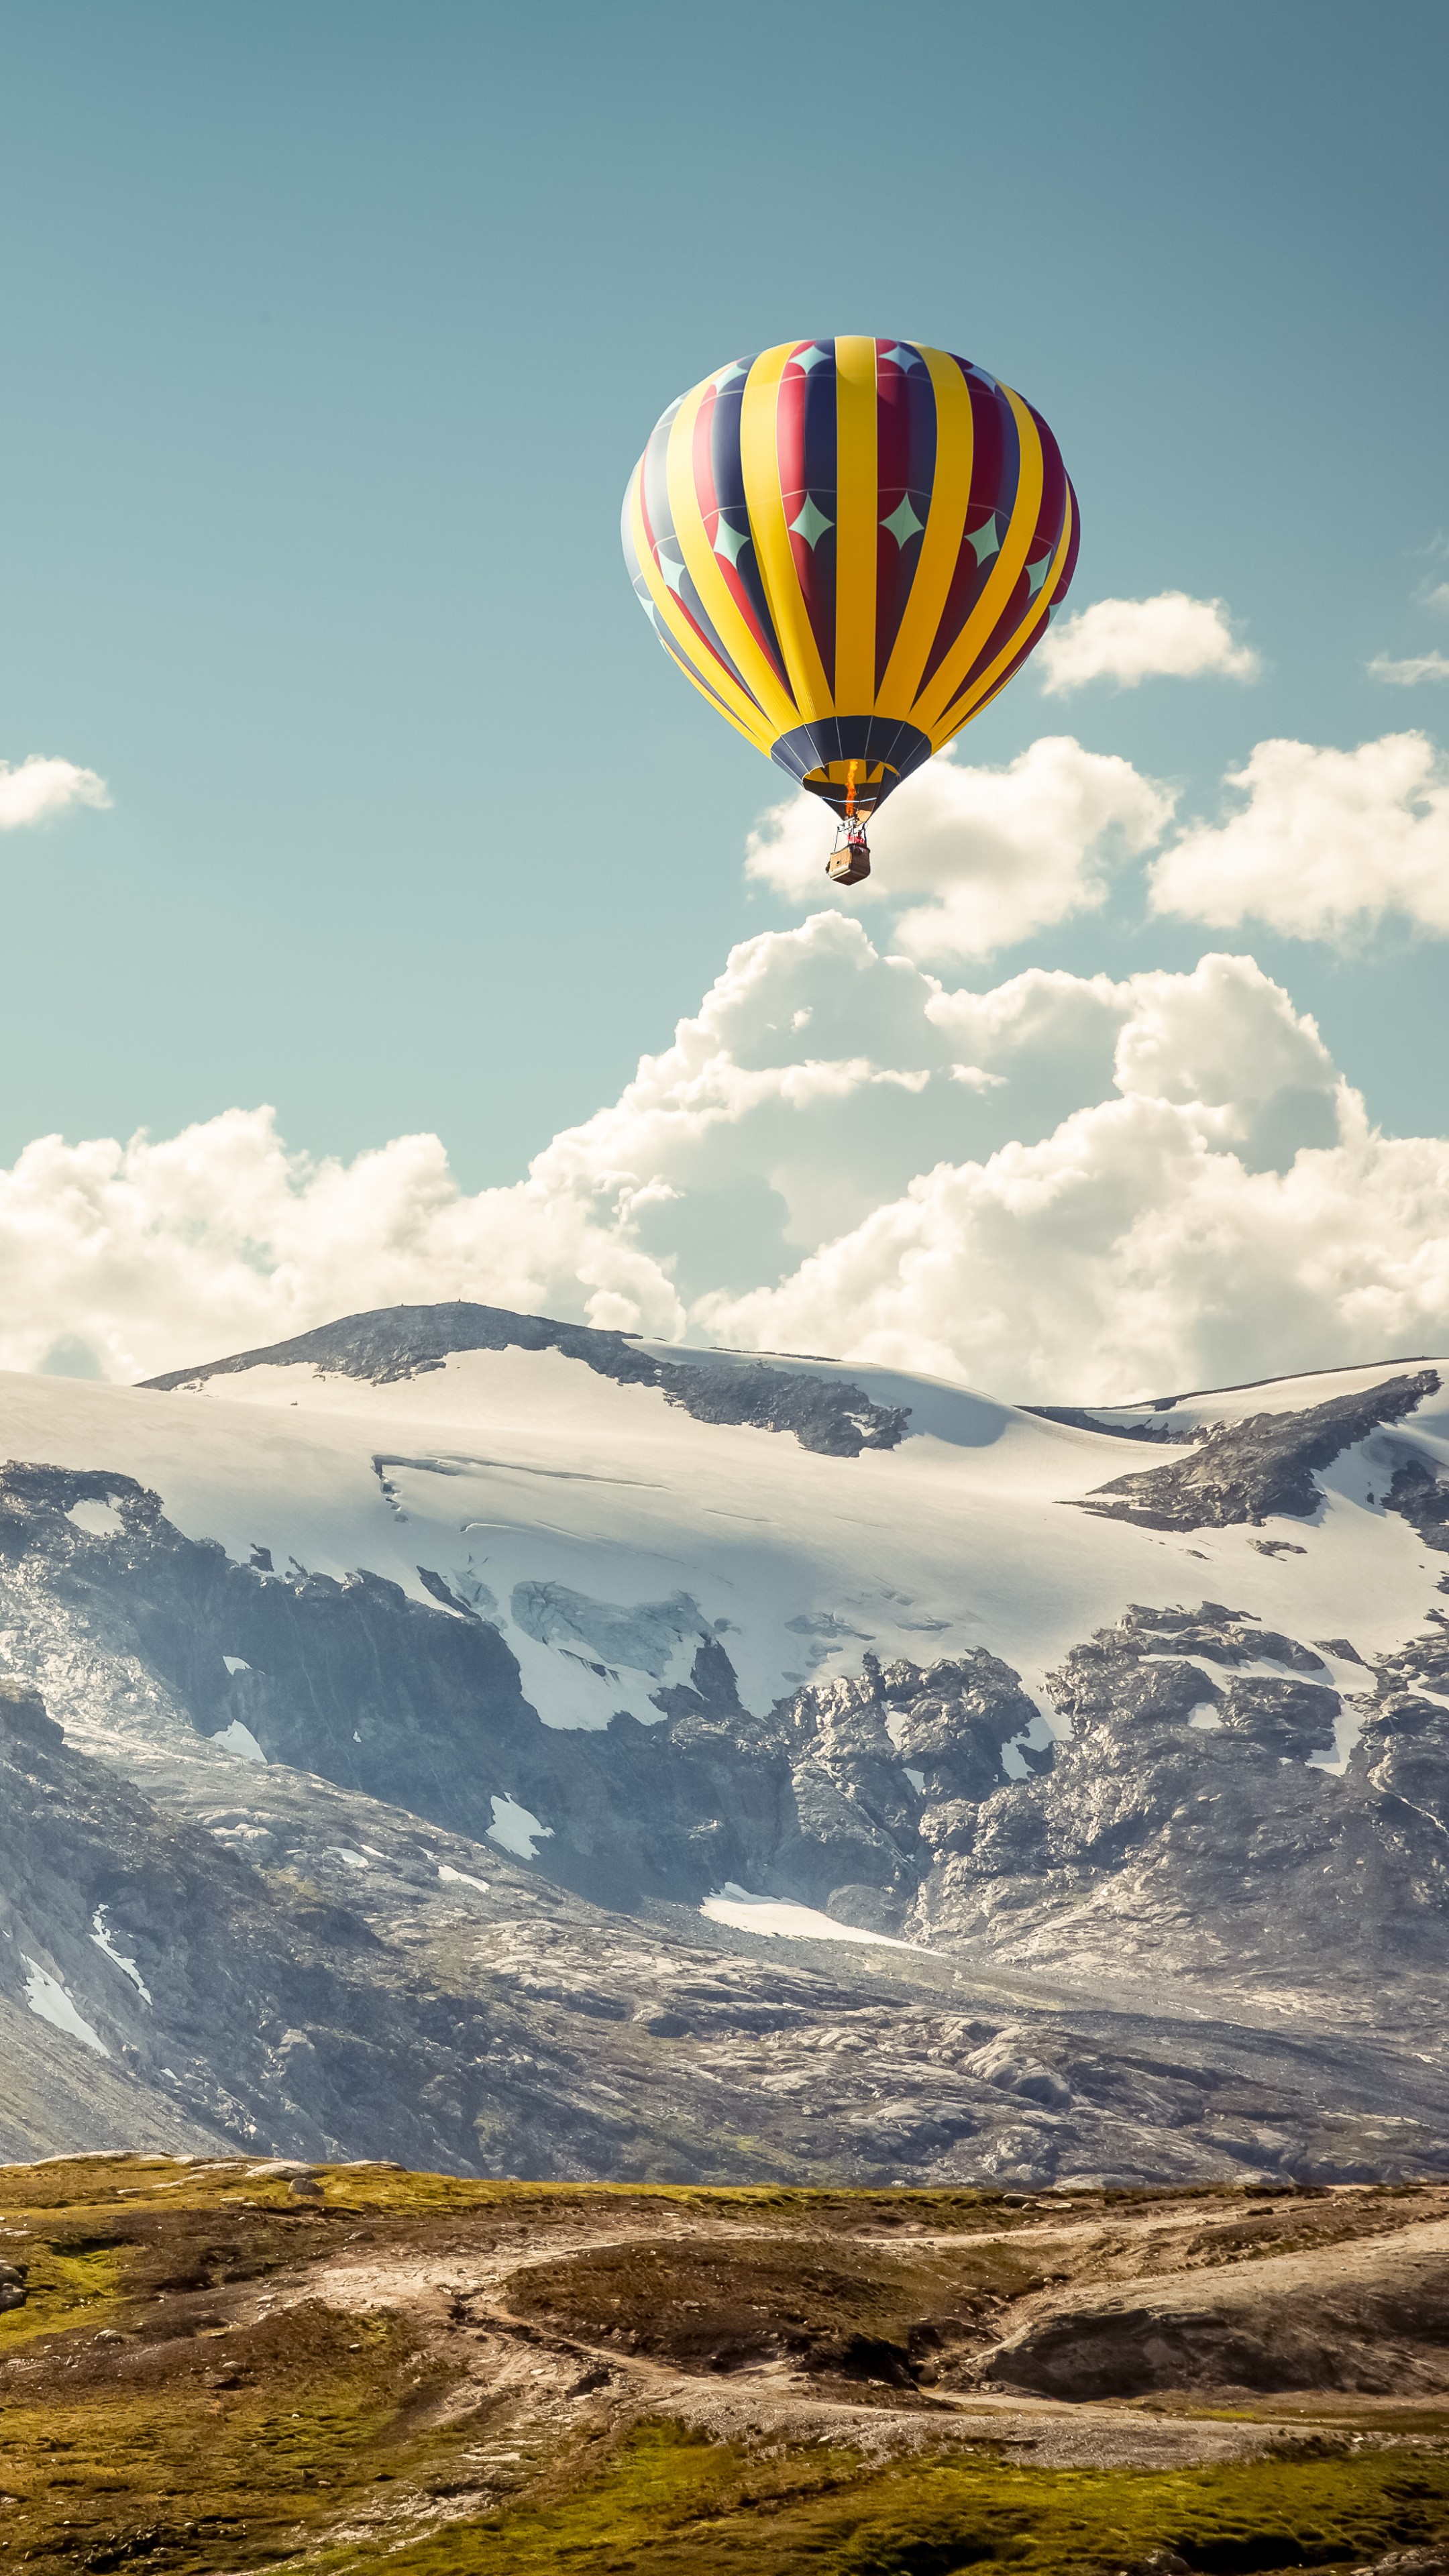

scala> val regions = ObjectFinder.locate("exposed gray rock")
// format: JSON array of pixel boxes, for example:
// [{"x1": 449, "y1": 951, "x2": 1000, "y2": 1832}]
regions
[
  {"x1": 11, "y1": 1309, "x2": 1449, "y2": 2186},
  {"x1": 8, "y1": 1669, "x2": 1433, "y2": 2194},
  {"x1": 141, "y1": 1301, "x2": 910, "y2": 1458},
  {"x1": 8, "y1": 1450, "x2": 1449, "y2": 2053},
  {"x1": 0, "y1": 1669, "x2": 63, "y2": 1747},
  {"x1": 1387, "y1": 1454, "x2": 1449, "y2": 1556},
  {"x1": 1112, "y1": 1600, "x2": 1324, "y2": 1671},
  {"x1": 907, "y1": 1597, "x2": 1449, "y2": 2033},
  {"x1": 8, "y1": 1655, "x2": 1449, "y2": 2188},
  {"x1": 0, "y1": 1675, "x2": 539, "y2": 2171},
  {"x1": 1074, "y1": 1370, "x2": 1439, "y2": 1531},
  {"x1": 0, "y1": 1458, "x2": 794, "y2": 1913}
]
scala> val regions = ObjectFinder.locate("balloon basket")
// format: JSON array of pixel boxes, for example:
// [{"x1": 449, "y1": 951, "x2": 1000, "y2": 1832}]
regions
[{"x1": 827, "y1": 830, "x2": 871, "y2": 887}]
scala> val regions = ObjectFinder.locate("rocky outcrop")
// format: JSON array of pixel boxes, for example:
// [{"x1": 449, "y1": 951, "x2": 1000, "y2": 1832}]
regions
[
  {"x1": 1387, "y1": 1455, "x2": 1449, "y2": 1556},
  {"x1": 0, "y1": 1458, "x2": 798, "y2": 1913},
  {"x1": 14, "y1": 1290, "x2": 1449, "y2": 2188},
  {"x1": 142, "y1": 1301, "x2": 910, "y2": 1457},
  {"x1": 1075, "y1": 1371, "x2": 1439, "y2": 1530},
  {"x1": 1, "y1": 1664, "x2": 555, "y2": 2173},
  {"x1": 8, "y1": 1446, "x2": 1449, "y2": 2044},
  {"x1": 904, "y1": 1598, "x2": 1449, "y2": 2031},
  {"x1": 977, "y1": 2218, "x2": 1449, "y2": 2396},
  {"x1": 13, "y1": 1667, "x2": 1448, "y2": 2186}
]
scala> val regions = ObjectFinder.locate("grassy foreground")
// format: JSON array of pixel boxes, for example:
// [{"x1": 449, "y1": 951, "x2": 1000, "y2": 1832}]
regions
[
  {"x1": 314, "y1": 2424, "x2": 1449, "y2": 2575},
  {"x1": 1, "y1": 2155, "x2": 1447, "y2": 2574}
]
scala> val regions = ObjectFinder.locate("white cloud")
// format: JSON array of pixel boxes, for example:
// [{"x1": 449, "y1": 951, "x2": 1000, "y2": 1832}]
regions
[
  {"x1": 0, "y1": 755, "x2": 111, "y2": 831},
  {"x1": 7, "y1": 916, "x2": 1449, "y2": 1405},
  {"x1": 1036, "y1": 592, "x2": 1260, "y2": 696},
  {"x1": 745, "y1": 735, "x2": 1174, "y2": 961},
  {"x1": 694, "y1": 1073, "x2": 1449, "y2": 1405},
  {"x1": 1148, "y1": 731, "x2": 1449, "y2": 943},
  {"x1": 1421, "y1": 585, "x2": 1449, "y2": 619},
  {"x1": 1369, "y1": 650, "x2": 1449, "y2": 686}
]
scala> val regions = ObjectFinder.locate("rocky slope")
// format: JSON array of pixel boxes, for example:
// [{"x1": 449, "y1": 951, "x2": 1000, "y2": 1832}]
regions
[
  {"x1": 11, "y1": 1668, "x2": 1446, "y2": 2190},
  {"x1": 3, "y1": 1304, "x2": 1449, "y2": 2180}
]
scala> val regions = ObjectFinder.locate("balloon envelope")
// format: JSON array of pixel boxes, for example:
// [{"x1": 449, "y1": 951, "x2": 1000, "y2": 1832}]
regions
[{"x1": 623, "y1": 338, "x2": 1079, "y2": 822}]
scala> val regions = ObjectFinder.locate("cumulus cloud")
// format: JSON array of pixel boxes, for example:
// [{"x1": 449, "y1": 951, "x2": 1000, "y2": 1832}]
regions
[
  {"x1": 746, "y1": 736, "x2": 1174, "y2": 961},
  {"x1": 1036, "y1": 592, "x2": 1260, "y2": 695},
  {"x1": 1148, "y1": 731, "x2": 1449, "y2": 943},
  {"x1": 695, "y1": 1077, "x2": 1449, "y2": 1404},
  {"x1": 9, "y1": 914, "x2": 1449, "y2": 1403},
  {"x1": 1369, "y1": 650, "x2": 1449, "y2": 686},
  {"x1": 0, "y1": 755, "x2": 111, "y2": 831}
]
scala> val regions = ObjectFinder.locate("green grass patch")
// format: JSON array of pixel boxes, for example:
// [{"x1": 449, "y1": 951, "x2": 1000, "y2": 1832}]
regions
[
  {"x1": 0, "y1": 2308, "x2": 444, "y2": 2572},
  {"x1": 5, "y1": 2161, "x2": 1449, "y2": 2576},
  {"x1": 0, "y1": 2237, "x2": 122, "y2": 2348},
  {"x1": 321, "y1": 2425, "x2": 1449, "y2": 2575}
]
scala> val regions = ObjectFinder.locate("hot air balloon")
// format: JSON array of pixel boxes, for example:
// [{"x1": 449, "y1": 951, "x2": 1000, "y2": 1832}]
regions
[{"x1": 622, "y1": 339, "x2": 1079, "y2": 883}]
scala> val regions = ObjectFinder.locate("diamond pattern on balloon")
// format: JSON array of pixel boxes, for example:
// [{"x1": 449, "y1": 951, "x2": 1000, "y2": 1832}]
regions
[
  {"x1": 880, "y1": 494, "x2": 926, "y2": 547},
  {"x1": 789, "y1": 496, "x2": 835, "y2": 548}
]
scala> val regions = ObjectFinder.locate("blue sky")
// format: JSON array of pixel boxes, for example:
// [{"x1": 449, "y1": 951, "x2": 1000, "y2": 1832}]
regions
[{"x1": 1, "y1": 0, "x2": 1445, "y2": 1195}]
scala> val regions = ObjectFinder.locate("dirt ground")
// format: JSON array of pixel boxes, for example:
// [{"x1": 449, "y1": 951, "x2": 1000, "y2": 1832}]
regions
[{"x1": 5, "y1": 2156, "x2": 1449, "y2": 2572}]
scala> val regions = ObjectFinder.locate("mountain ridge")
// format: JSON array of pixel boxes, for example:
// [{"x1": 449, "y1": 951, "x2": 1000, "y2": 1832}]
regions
[
  {"x1": 142, "y1": 1300, "x2": 913, "y2": 1458},
  {"x1": 3, "y1": 1302, "x2": 1449, "y2": 2183}
]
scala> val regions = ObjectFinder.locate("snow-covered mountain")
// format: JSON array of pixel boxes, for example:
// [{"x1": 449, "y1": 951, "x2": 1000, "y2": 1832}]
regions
[{"x1": 4, "y1": 1302, "x2": 1449, "y2": 2185}]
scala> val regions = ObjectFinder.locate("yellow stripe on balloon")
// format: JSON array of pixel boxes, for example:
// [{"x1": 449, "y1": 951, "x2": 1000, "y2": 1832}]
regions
[
  {"x1": 912, "y1": 386, "x2": 1044, "y2": 737},
  {"x1": 627, "y1": 471, "x2": 775, "y2": 751},
  {"x1": 934, "y1": 482, "x2": 1076, "y2": 743},
  {"x1": 876, "y1": 343, "x2": 974, "y2": 721},
  {"x1": 665, "y1": 376, "x2": 798, "y2": 740},
  {"x1": 832, "y1": 335, "x2": 879, "y2": 714},
  {"x1": 740, "y1": 341, "x2": 832, "y2": 725}
]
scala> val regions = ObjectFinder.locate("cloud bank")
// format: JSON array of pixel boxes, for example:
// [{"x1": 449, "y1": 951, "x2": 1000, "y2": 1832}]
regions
[
  {"x1": 1036, "y1": 592, "x2": 1260, "y2": 694},
  {"x1": 749, "y1": 719, "x2": 1449, "y2": 957},
  {"x1": 746, "y1": 735, "x2": 1174, "y2": 960},
  {"x1": 1149, "y1": 731, "x2": 1449, "y2": 942},
  {"x1": 0, "y1": 756, "x2": 111, "y2": 831},
  {"x1": 6, "y1": 914, "x2": 1449, "y2": 1405}
]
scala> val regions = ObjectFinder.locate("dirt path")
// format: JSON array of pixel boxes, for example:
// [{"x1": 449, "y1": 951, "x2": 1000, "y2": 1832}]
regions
[{"x1": 268, "y1": 2185, "x2": 1449, "y2": 2472}]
